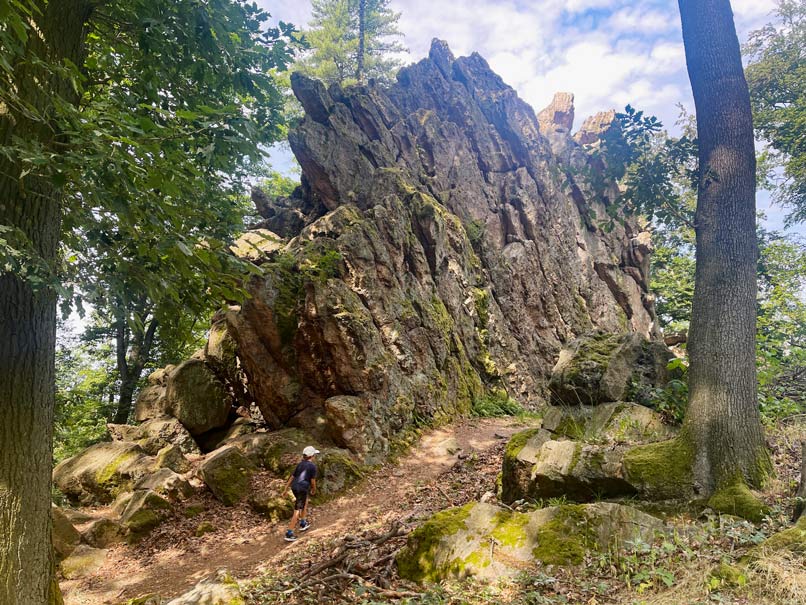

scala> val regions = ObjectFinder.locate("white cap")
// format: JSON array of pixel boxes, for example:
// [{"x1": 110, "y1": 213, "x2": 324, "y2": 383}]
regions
[{"x1": 303, "y1": 446, "x2": 320, "y2": 457}]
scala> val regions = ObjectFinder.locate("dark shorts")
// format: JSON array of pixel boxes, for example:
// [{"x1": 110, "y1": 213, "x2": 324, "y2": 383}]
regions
[{"x1": 291, "y1": 486, "x2": 309, "y2": 510}]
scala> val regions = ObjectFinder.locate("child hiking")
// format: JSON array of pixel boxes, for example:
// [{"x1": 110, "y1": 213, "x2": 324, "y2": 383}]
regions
[{"x1": 282, "y1": 445, "x2": 319, "y2": 542}]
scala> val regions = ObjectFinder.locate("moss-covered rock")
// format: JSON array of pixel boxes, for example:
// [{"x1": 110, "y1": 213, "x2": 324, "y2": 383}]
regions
[
  {"x1": 707, "y1": 482, "x2": 769, "y2": 523},
  {"x1": 622, "y1": 437, "x2": 694, "y2": 500},
  {"x1": 542, "y1": 401, "x2": 675, "y2": 444},
  {"x1": 200, "y1": 446, "x2": 256, "y2": 506},
  {"x1": 751, "y1": 515, "x2": 806, "y2": 555},
  {"x1": 501, "y1": 428, "x2": 553, "y2": 503},
  {"x1": 133, "y1": 468, "x2": 194, "y2": 501},
  {"x1": 708, "y1": 562, "x2": 748, "y2": 589},
  {"x1": 314, "y1": 449, "x2": 365, "y2": 502},
  {"x1": 396, "y1": 502, "x2": 663, "y2": 583},
  {"x1": 165, "y1": 359, "x2": 230, "y2": 436},
  {"x1": 247, "y1": 490, "x2": 294, "y2": 522},
  {"x1": 82, "y1": 518, "x2": 125, "y2": 549},
  {"x1": 548, "y1": 332, "x2": 675, "y2": 407},
  {"x1": 60, "y1": 545, "x2": 107, "y2": 580},
  {"x1": 124, "y1": 595, "x2": 161, "y2": 605},
  {"x1": 53, "y1": 441, "x2": 154, "y2": 505},
  {"x1": 120, "y1": 489, "x2": 172, "y2": 539},
  {"x1": 154, "y1": 444, "x2": 192, "y2": 474}
]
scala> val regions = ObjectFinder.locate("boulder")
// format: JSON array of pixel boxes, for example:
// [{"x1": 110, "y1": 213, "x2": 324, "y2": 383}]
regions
[
  {"x1": 120, "y1": 490, "x2": 172, "y2": 538},
  {"x1": 548, "y1": 332, "x2": 674, "y2": 407},
  {"x1": 199, "y1": 446, "x2": 256, "y2": 506},
  {"x1": 228, "y1": 428, "x2": 313, "y2": 473},
  {"x1": 397, "y1": 502, "x2": 663, "y2": 582},
  {"x1": 108, "y1": 417, "x2": 200, "y2": 455},
  {"x1": 500, "y1": 428, "x2": 556, "y2": 504},
  {"x1": 53, "y1": 441, "x2": 154, "y2": 505},
  {"x1": 165, "y1": 360, "x2": 231, "y2": 436},
  {"x1": 134, "y1": 384, "x2": 168, "y2": 422},
  {"x1": 324, "y1": 395, "x2": 385, "y2": 461},
  {"x1": 154, "y1": 444, "x2": 192, "y2": 474},
  {"x1": 247, "y1": 489, "x2": 294, "y2": 522},
  {"x1": 133, "y1": 468, "x2": 194, "y2": 501},
  {"x1": 82, "y1": 518, "x2": 125, "y2": 548},
  {"x1": 60, "y1": 545, "x2": 107, "y2": 580},
  {"x1": 52, "y1": 506, "x2": 81, "y2": 562},
  {"x1": 527, "y1": 440, "x2": 635, "y2": 501},
  {"x1": 541, "y1": 402, "x2": 675, "y2": 444},
  {"x1": 164, "y1": 570, "x2": 244, "y2": 605}
]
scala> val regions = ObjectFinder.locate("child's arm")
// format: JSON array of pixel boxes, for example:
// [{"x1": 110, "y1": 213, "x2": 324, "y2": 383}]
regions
[
  {"x1": 281, "y1": 472, "x2": 294, "y2": 496},
  {"x1": 310, "y1": 477, "x2": 317, "y2": 496}
]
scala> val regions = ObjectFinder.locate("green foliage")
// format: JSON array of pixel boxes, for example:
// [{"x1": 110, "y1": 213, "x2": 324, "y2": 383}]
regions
[
  {"x1": 296, "y1": 0, "x2": 406, "y2": 85},
  {"x1": 745, "y1": 0, "x2": 806, "y2": 224},
  {"x1": 471, "y1": 390, "x2": 524, "y2": 418},
  {"x1": 53, "y1": 340, "x2": 116, "y2": 462}
]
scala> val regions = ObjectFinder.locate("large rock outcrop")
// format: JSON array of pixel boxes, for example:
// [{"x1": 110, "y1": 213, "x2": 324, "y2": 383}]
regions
[{"x1": 214, "y1": 40, "x2": 659, "y2": 462}]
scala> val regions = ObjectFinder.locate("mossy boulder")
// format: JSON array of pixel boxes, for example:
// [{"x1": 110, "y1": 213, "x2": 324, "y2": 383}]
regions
[
  {"x1": 314, "y1": 448, "x2": 364, "y2": 501},
  {"x1": 53, "y1": 441, "x2": 154, "y2": 505},
  {"x1": 52, "y1": 506, "x2": 81, "y2": 562},
  {"x1": 165, "y1": 359, "x2": 231, "y2": 436},
  {"x1": 120, "y1": 489, "x2": 172, "y2": 539},
  {"x1": 528, "y1": 441, "x2": 635, "y2": 501},
  {"x1": 397, "y1": 502, "x2": 664, "y2": 583},
  {"x1": 247, "y1": 490, "x2": 295, "y2": 522},
  {"x1": 164, "y1": 569, "x2": 244, "y2": 605},
  {"x1": 154, "y1": 444, "x2": 192, "y2": 474},
  {"x1": 82, "y1": 518, "x2": 125, "y2": 548},
  {"x1": 622, "y1": 437, "x2": 694, "y2": 500},
  {"x1": 123, "y1": 596, "x2": 161, "y2": 605},
  {"x1": 60, "y1": 545, "x2": 107, "y2": 580},
  {"x1": 197, "y1": 417, "x2": 258, "y2": 453},
  {"x1": 501, "y1": 428, "x2": 555, "y2": 503},
  {"x1": 133, "y1": 468, "x2": 194, "y2": 502},
  {"x1": 548, "y1": 332, "x2": 675, "y2": 406},
  {"x1": 542, "y1": 401, "x2": 675, "y2": 444},
  {"x1": 200, "y1": 446, "x2": 256, "y2": 506},
  {"x1": 134, "y1": 384, "x2": 168, "y2": 422}
]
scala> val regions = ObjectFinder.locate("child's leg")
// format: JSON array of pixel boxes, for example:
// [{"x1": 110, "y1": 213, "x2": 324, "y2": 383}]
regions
[
  {"x1": 289, "y1": 509, "x2": 302, "y2": 532},
  {"x1": 301, "y1": 496, "x2": 309, "y2": 521}
]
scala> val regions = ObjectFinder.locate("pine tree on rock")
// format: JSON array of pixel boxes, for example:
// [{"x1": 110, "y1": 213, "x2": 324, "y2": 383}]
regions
[{"x1": 299, "y1": 0, "x2": 405, "y2": 85}]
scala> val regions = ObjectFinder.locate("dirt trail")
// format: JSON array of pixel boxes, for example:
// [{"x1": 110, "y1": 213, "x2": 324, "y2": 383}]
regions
[{"x1": 62, "y1": 417, "x2": 529, "y2": 604}]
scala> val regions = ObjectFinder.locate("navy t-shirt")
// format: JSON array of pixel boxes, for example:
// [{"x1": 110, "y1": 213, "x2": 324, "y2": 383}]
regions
[{"x1": 291, "y1": 459, "x2": 317, "y2": 491}]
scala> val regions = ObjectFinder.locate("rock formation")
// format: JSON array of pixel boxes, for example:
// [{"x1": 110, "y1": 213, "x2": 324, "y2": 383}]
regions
[{"x1": 214, "y1": 39, "x2": 657, "y2": 462}]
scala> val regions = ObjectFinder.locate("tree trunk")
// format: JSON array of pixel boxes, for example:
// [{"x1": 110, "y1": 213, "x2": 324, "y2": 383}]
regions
[
  {"x1": 679, "y1": 0, "x2": 769, "y2": 495},
  {"x1": 0, "y1": 2, "x2": 92, "y2": 603},
  {"x1": 357, "y1": 0, "x2": 366, "y2": 82},
  {"x1": 112, "y1": 316, "x2": 158, "y2": 424}
]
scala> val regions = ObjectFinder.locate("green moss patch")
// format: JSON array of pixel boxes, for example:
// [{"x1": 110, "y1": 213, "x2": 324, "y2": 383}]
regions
[
  {"x1": 491, "y1": 509, "x2": 529, "y2": 548},
  {"x1": 532, "y1": 505, "x2": 595, "y2": 566},
  {"x1": 505, "y1": 428, "x2": 542, "y2": 461},
  {"x1": 622, "y1": 437, "x2": 693, "y2": 499},
  {"x1": 396, "y1": 503, "x2": 473, "y2": 582},
  {"x1": 707, "y1": 482, "x2": 769, "y2": 523}
]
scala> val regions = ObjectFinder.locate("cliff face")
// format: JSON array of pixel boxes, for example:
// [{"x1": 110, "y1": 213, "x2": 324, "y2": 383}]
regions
[{"x1": 221, "y1": 40, "x2": 657, "y2": 462}]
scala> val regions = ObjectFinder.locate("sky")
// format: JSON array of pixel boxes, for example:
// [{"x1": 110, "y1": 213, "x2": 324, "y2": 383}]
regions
[{"x1": 262, "y1": 0, "x2": 791, "y2": 231}]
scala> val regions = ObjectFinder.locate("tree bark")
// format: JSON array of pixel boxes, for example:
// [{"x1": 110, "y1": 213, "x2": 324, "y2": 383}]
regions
[
  {"x1": 679, "y1": 0, "x2": 769, "y2": 495},
  {"x1": 0, "y1": 2, "x2": 92, "y2": 603},
  {"x1": 112, "y1": 314, "x2": 158, "y2": 424}
]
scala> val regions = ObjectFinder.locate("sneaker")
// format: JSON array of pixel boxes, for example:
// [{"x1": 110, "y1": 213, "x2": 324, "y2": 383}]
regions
[
  {"x1": 299, "y1": 519, "x2": 310, "y2": 532},
  {"x1": 284, "y1": 530, "x2": 297, "y2": 542}
]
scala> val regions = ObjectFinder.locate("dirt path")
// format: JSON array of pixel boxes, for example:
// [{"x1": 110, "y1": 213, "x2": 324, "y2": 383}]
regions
[{"x1": 62, "y1": 417, "x2": 530, "y2": 604}]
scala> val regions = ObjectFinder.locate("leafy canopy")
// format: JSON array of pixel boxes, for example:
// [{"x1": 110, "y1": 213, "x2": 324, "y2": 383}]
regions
[{"x1": 745, "y1": 0, "x2": 806, "y2": 224}]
